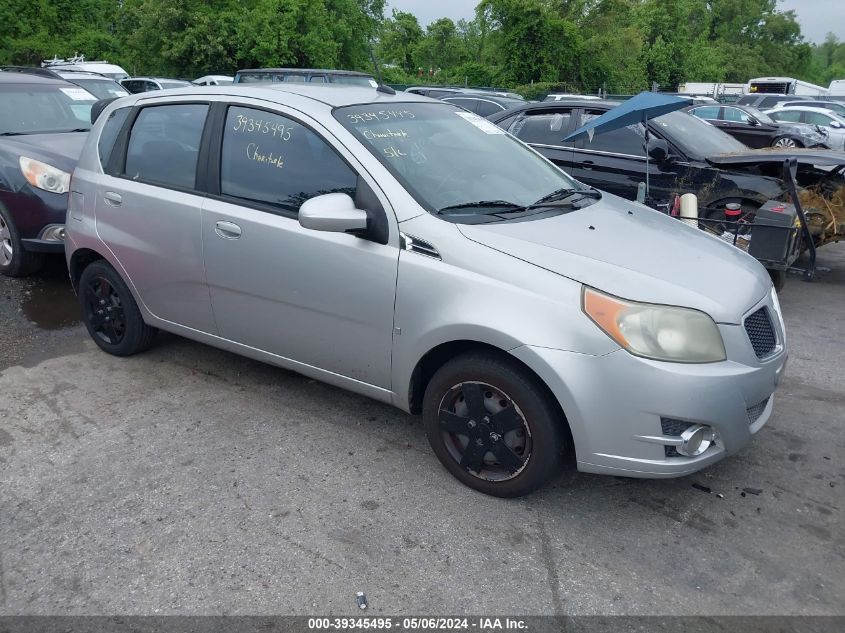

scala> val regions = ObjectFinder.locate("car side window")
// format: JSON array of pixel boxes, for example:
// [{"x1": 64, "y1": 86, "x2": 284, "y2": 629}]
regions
[
  {"x1": 309, "y1": 75, "x2": 327, "y2": 83},
  {"x1": 722, "y1": 107, "x2": 749, "y2": 123},
  {"x1": 98, "y1": 107, "x2": 130, "y2": 170},
  {"x1": 509, "y1": 112, "x2": 573, "y2": 146},
  {"x1": 124, "y1": 104, "x2": 209, "y2": 189},
  {"x1": 285, "y1": 75, "x2": 307, "y2": 83},
  {"x1": 220, "y1": 106, "x2": 357, "y2": 214},
  {"x1": 691, "y1": 106, "x2": 719, "y2": 120},
  {"x1": 576, "y1": 110, "x2": 646, "y2": 156},
  {"x1": 474, "y1": 100, "x2": 504, "y2": 117},
  {"x1": 805, "y1": 112, "x2": 832, "y2": 126},
  {"x1": 771, "y1": 110, "x2": 802, "y2": 123},
  {"x1": 443, "y1": 98, "x2": 479, "y2": 113}
]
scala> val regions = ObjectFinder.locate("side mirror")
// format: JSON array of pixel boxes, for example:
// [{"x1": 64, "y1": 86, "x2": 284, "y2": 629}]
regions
[
  {"x1": 647, "y1": 138, "x2": 670, "y2": 163},
  {"x1": 747, "y1": 116, "x2": 760, "y2": 126},
  {"x1": 299, "y1": 193, "x2": 369, "y2": 235},
  {"x1": 829, "y1": 120, "x2": 843, "y2": 129}
]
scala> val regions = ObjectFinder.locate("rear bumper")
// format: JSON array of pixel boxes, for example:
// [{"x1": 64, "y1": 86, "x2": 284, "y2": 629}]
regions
[{"x1": 512, "y1": 336, "x2": 786, "y2": 479}]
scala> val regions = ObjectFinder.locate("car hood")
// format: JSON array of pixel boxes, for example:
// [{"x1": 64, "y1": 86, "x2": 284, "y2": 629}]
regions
[
  {"x1": 457, "y1": 194, "x2": 770, "y2": 324},
  {"x1": 0, "y1": 132, "x2": 88, "y2": 173},
  {"x1": 707, "y1": 148, "x2": 845, "y2": 171}
]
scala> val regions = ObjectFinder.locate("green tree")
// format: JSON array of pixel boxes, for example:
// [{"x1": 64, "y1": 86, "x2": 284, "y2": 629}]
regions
[{"x1": 378, "y1": 10, "x2": 423, "y2": 72}]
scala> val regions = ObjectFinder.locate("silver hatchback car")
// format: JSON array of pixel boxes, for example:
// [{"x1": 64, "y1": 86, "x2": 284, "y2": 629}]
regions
[{"x1": 66, "y1": 85, "x2": 787, "y2": 497}]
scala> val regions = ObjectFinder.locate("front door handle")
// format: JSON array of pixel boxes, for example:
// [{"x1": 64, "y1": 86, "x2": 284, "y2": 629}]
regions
[
  {"x1": 104, "y1": 191, "x2": 122, "y2": 206},
  {"x1": 581, "y1": 160, "x2": 595, "y2": 170},
  {"x1": 215, "y1": 221, "x2": 242, "y2": 239}
]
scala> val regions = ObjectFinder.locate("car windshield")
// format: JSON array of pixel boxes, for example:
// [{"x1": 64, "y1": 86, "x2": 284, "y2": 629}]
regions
[
  {"x1": 159, "y1": 80, "x2": 192, "y2": 89},
  {"x1": 652, "y1": 109, "x2": 748, "y2": 157},
  {"x1": 0, "y1": 84, "x2": 95, "y2": 134},
  {"x1": 335, "y1": 102, "x2": 591, "y2": 218},
  {"x1": 331, "y1": 75, "x2": 378, "y2": 87},
  {"x1": 67, "y1": 78, "x2": 128, "y2": 99}
]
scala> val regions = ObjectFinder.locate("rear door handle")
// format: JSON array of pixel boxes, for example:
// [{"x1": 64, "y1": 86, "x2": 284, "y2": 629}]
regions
[
  {"x1": 581, "y1": 160, "x2": 595, "y2": 170},
  {"x1": 215, "y1": 221, "x2": 242, "y2": 239},
  {"x1": 104, "y1": 191, "x2": 122, "y2": 206}
]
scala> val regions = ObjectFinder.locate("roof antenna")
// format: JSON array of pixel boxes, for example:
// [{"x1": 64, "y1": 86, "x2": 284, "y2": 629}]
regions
[{"x1": 369, "y1": 40, "x2": 395, "y2": 95}]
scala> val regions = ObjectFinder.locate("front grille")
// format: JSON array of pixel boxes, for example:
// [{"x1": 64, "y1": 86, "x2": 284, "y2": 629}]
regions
[
  {"x1": 661, "y1": 418, "x2": 693, "y2": 457},
  {"x1": 744, "y1": 308, "x2": 777, "y2": 358},
  {"x1": 746, "y1": 397, "x2": 770, "y2": 425}
]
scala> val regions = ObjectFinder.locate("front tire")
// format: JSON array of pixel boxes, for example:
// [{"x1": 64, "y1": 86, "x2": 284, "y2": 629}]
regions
[
  {"x1": 0, "y1": 205, "x2": 44, "y2": 277},
  {"x1": 79, "y1": 260, "x2": 156, "y2": 356},
  {"x1": 772, "y1": 136, "x2": 802, "y2": 149},
  {"x1": 423, "y1": 351, "x2": 566, "y2": 497}
]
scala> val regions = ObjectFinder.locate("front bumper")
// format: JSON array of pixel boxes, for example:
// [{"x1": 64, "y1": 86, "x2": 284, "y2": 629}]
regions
[{"x1": 511, "y1": 295, "x2": 787, "y2": 478}]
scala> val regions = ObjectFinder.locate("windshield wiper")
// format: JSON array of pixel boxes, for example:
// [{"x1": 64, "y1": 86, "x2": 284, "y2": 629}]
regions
[
  {"x1": 437, "y1": 200, "x2": 525, "y2": 215},
  {"x1": 528, "y1": 187, "x2": 601, "y2": 209},
  {"x1": 61, "y1": 128, "x2": 91, "y2": 133},
  {"x1": 0, "y1": 132, "x2": 29, "y2": 136}
]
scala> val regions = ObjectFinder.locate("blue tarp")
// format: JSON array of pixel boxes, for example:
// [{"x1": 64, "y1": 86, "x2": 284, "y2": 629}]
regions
[{"x1": 563, "y1": 91, "x2": 693, "y2": 142}]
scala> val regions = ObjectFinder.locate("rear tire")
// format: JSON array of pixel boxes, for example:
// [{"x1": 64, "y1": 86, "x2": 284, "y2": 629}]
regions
[
  {"x1": 0, "y1": 205, "x2": 44, "y2": 277},
  {"x1": 422, "y1": 351, "x2": 565, "y2": 497},
  {"x1": 79, "y1": 260, "x2": 156, "y2": 356}
]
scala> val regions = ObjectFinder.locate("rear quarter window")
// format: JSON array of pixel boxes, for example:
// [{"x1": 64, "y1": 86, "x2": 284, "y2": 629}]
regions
[{"x1": 98, "y1": 107, "x2": 131, "y2": 170}]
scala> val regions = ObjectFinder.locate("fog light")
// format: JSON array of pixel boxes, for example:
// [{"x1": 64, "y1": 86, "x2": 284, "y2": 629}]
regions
[
  {"x1": 40, "y1": 225, "x2": 66, "y2": 242},
  {"x1": 677, "y1": 424, "x2": 714, "y2": 457}
]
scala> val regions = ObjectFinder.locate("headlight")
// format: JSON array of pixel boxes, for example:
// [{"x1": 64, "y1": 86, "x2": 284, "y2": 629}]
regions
[
  {"x1": 19, "y1": 157, "x2": 71, "y2": 194},
  {"x1": 582, "y1": 287, "x2": 727, "y2": 363}
]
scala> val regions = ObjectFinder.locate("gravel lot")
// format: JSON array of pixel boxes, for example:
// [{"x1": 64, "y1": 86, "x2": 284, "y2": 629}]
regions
[{"x1": 0, "y1": 247, "x2": 843, "y2": 616}]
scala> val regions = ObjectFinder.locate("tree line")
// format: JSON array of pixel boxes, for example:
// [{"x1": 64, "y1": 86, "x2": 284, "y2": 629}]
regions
[{"x1": 1, "y1": 0, "x2": 842, "y2": 96}]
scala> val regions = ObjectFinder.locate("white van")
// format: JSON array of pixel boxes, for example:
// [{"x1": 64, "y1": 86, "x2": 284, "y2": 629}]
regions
[{"x1": 42, "y1": 56, "x2": 129, "y2": 81}]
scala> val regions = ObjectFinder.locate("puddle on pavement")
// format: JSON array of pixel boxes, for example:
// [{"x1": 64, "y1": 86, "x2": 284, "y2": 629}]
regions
[{"x1": 21, "y1": 274, "x2": 81, "y2": 330}]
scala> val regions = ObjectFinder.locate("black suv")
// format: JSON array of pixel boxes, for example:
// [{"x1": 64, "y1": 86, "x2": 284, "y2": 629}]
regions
[
  {"x1": 0, "y1": 72, "x2": 94, "y2": 275},
  {"x1": 489, "y1": 100, "x2": 840, "y2": 216}
]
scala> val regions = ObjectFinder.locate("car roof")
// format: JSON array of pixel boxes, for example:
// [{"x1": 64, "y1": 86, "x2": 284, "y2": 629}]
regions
[
  {"x1": 0, "y1": 71, "x2": 68, "y2": 85},
  {"x1": 491, "y1": 99, "x2": 621, "y2": 119},
  {"x1": 124, "y1": 77, "x2": 191, "y2": 82},
  {"x1": 236, "y1": 68, "x2": 372, "y2": 76},
  {"x1": 774, "y1": 105, "x2": 841, "y2": 114},
  {"x1": 56, "y1": 71, "x2": 112, "y2": 79},
  {"x1": 130, "y1": 83, "x2": 434, "y2": 109}
]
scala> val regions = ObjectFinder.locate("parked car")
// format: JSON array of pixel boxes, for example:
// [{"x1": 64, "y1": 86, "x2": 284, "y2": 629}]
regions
[
  {"x1": 193, "y1": 75, "x2": 234, "y2": 86},
  {"x1": 120, "y1": 77, "x2": 193, "y2": 93},
  {"x1": 736, "y1": 94, "x2": 800, "y2": 109},
  {"x1": 407, "y1": 86, "x2": 525, "y2": 100},
  {"x1": 67, "y1": 84, "x2": 786, "y2": 497},
  {"x1": 488, "y1": 100, "x2": 843, "y2": 218},
  {"x1": 0, "y1": 66, "x2": 129, "y2": 100},
  {"x1": 544, "y1": 94, "x2": 602, "y2": 102},
  {"x1": 0, "y1": 73, "x2": 95, "y2": 275},
  {"x1": 41, "y1": 56, "x2": 129, "y2": 81},
  {"x1": 440, "y1": 92, "x2": 526, "y2": 117},
  {"x1": 686, "y1": 103, "x2": 830, "y2": 149},
  {"x1": 764, "y1": 106, "x2": 845, "y2": 151},
  {"x1": 770, "y1": 100, "x2": 845, "y2": 116},
  {"x1": 234, "y1": 68, "x2": 377, "y2": 87}
]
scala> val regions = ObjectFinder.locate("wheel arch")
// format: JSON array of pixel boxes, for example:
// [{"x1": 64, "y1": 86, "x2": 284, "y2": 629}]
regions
[
  {"x1": 407, "y1": 339, "x2": 574, "y2": 456},
  {"x1": 69, "y1": 247, "x2": 106, "y2": 294}
]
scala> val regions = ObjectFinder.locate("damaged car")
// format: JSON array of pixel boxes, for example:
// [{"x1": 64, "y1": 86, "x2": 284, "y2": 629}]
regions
[{"x1": 489, "y1": 100, "x2": 845, "y2": 224}]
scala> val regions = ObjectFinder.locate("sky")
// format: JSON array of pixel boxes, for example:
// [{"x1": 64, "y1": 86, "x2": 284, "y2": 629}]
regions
[{"x1": 386, "y1": 0, "x2": 845, "y2": 44}]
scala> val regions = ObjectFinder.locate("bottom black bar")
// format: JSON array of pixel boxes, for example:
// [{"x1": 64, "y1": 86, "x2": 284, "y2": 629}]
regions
[{"x1": 0, "y1": 616, "x2": 843, "y2": 633}]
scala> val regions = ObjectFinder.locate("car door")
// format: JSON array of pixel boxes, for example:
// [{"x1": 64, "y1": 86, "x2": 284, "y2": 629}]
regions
[
  {"x1": 201, "y1": 103, "x2": 399, "y2": 388},
  {"x1": 506, "y1": 109, "x2": 576, "y2": 172},
  {"x1": 568, "y1": 109, "x2": 678, "y2": 201},
  {"x1": 719, "y1": 106, "x2": 772, "y2": 148},
  {"x1": 96, "y1": 101, "x2": 217, "y2": 333}
]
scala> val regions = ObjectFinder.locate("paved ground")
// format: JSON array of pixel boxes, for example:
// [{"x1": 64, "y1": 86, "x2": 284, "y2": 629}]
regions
[{"x1": 0, "y1": 248, "x2": 843, "y2": 616}]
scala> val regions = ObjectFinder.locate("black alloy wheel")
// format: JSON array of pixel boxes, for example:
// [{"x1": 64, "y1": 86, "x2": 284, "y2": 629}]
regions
[
  {"x1": 423, "y1": 352, "x2": 565, "y2": 497},
  {"x1": 78, "y1": 260, "x2": 156, "y2": 356}
]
